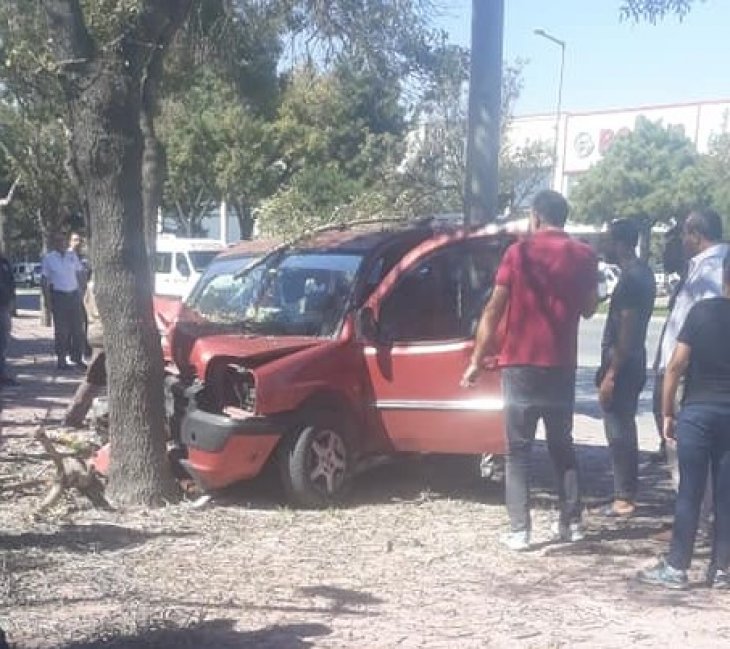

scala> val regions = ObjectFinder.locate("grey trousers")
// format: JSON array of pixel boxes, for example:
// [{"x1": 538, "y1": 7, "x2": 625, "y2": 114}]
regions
[{"x1": 502, "y1": 366, "x2": 580, "y2": 533}]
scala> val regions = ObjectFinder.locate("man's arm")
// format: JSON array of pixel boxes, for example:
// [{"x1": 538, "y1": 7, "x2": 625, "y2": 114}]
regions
[
  {"x1": 662, "y1": 341, "x2": 691, "y2": 439},
  {"x1": 598, "y1": 307, "x2": 639, "y2": 409},
  {"x1": 461, "y1": 285, "x2": 509, "y2": 387}
]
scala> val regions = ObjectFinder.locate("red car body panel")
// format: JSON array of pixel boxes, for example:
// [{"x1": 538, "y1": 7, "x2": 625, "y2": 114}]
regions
[
  {"x1": 183, "y1": 435, "x2": 280, "y2": 489},
  {"x1": 188, "y1": 335, "x2": 322, "y2": 382}
]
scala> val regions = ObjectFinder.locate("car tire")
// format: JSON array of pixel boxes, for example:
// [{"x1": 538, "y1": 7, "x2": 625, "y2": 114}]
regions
[{"x1": 278, "y1": 410, "x2": 352, "y2": 508}]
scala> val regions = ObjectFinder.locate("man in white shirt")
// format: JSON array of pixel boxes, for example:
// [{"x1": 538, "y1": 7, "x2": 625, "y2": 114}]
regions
[
  {"x1": 654, "y1": 209, "x2": 728, "y2": 530},
  {"x1": 41, "y1": 232, "x2": 86, "y2": 370}
]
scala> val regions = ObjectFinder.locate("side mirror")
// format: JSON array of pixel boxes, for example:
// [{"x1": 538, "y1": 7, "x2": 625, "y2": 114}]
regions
[{"x1": 356, "y1": 306, "x2": 380, "y2": 341}]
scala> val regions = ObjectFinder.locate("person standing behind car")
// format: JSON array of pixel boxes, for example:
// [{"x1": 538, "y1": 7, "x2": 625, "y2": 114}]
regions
[
  {"x1": 637, "y1": 252, "x2": 730, "y2": 591},
  {"x1": 63, "y1": 280, "x2": 106, "y2": 428},
  {"x1": 596, "y1": 219, "x2": 656, "y2": 518},
  {"x1": 41, "y1": 232, "x2": 86, "y2": 370},
  {"x1": 461, "y1": 189, "x2": 599, "y2": 551}
]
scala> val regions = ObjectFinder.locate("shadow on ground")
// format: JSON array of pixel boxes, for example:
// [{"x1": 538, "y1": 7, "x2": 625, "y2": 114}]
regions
[
  {"x1": 0, "y1": 524, "x2": 193, "y2": 553},
  {"x1": 56, "y1": 619, "x2": 331, "y2": 649}
]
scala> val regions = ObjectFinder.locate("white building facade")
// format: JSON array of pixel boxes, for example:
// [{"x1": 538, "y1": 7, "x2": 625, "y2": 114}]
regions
[{"x1": 508, "y1": 98, "x2": 730, "y2": 198}]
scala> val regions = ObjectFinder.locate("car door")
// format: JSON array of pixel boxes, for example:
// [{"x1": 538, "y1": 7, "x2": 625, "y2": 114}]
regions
[{"x1": 361, "y1": 235, "x2": 507, "y2": 455}]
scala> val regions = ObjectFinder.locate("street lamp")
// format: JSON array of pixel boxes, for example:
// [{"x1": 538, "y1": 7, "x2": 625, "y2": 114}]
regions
[{"x1": 534, "y1": 28, "x2": 566, "y2": 186}]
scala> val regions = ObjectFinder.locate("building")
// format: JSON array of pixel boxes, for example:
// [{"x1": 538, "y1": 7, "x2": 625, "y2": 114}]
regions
[{"x1": 509, "y1": 98, "x2": 730, "y2": 198}]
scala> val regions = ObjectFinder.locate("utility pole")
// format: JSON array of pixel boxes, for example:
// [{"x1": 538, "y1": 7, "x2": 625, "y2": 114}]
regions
[{"x1": 464, "y1": 0, "x2": 504, "y2": 228}]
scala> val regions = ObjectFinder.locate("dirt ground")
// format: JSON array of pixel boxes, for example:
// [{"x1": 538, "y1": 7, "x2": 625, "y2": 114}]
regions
[{"x1": 1, "y1": 306, "x2": 728, "y2": 649}]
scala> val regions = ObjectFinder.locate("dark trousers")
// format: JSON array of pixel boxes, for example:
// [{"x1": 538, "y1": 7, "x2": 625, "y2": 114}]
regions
[
  {"x1": 601, "y1": 363, "x2": 645, "y2": 502},
  {"x1": 51, "y1": 290, "x2": 84, "y2": 364},
  {"x1": 502, "y1": 366, "x2": 580, "y2": 533},
  {"x1": 0, "y1": 306, "x2": 10, "y2": 378},
  {"x1": 668, "y1": 403, "x2": 730, "y2": 572},
  {"x1": 652, "y1": 371, "x2": 664, "y2": 441}
]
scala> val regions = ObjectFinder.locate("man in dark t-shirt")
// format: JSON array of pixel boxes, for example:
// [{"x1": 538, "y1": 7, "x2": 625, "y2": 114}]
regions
[
  {"x1": 638, "y1": 255, "x2": 730, "y2": 590},
  {"x1": 597, "y1": 219, "x2": 656, "y2": 517}
]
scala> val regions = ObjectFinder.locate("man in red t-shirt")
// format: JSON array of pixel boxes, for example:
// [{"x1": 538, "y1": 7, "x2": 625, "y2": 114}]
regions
[{"x1": 462, "y1": 190, "x2": 599, "y2": 551}]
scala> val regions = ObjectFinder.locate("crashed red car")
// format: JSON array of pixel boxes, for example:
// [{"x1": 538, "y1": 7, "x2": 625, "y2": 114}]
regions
[{"x1": 166, "y1": 220, "x2": 514, "y2": 506}]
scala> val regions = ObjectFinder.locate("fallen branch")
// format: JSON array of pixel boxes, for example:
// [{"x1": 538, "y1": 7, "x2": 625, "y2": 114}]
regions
[
  {"x1": 33, "y1": 427, "x2": 111, "y2": 513},
  {"x1": 0, "y1": 478, "x2": 46, "y2": 492}
]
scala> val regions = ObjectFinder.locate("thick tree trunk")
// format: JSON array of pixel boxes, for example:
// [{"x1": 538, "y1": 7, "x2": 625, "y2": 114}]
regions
[
  {"x1": 43, "y1": 0, "x2": 191, "y2": 506},
  {"x1": 66, "y1": 63, "x2": 176, "y2": 506}
]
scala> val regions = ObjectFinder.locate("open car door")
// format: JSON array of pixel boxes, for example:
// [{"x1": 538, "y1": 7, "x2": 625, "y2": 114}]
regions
[{"x1": 361, "y1": 233, "x2": 510, "y2": 455}]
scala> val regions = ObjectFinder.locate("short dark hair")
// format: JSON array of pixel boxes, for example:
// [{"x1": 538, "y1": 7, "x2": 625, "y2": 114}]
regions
[
  {"x1": 532, "y1": 190, "x2": 569, "y2": 227},
  {"x1": 687, "y1": 209, "x2": 723, "y2": 242},
  {"x1": 609, "y1": 218, "x2": 639, "y2": 249}
]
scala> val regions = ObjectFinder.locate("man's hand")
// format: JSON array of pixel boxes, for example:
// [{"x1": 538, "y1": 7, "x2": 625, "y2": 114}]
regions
[
  {"x1": 598, "y1": 373, "x2": 615, "y2": 410},
  {"x1": 460, "y1": 362, "x2": 481, "y2": 388},
  {"x1": 460, "y1": 357, "x2": 498, "y2": 388},
  {"x1": 663, "y1": 415, "x2": 676, "y2": 441}
]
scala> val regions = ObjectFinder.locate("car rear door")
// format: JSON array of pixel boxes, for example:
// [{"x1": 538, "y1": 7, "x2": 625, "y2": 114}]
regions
[{"x1": 361, "y1": 234, "x2": 509, "y2": 455}]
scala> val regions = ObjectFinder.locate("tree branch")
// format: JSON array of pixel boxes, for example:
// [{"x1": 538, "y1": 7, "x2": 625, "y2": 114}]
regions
[
  {"x1": 41, "y1": 0, "x2": 94, "y2": 68},
  {"x1": 0, "y1": 177, "x2": 20, "y2": 208}
]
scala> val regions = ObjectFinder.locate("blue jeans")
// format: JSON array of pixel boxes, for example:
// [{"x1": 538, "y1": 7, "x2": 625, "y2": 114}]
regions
[
  {"x1": 502, "y1": 366, "x2": 580, "y2": 533},
  {"x1": 668, "y1": 403, "x2": 730, "y2": 572}
]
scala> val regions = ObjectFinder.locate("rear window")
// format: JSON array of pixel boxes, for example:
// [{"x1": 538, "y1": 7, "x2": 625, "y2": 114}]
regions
[{"x1": 189, "y1": 251, "x2": 219, "y2": 272}]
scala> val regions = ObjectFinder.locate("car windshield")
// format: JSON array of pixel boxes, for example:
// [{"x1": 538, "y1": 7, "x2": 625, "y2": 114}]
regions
[
  {"x1": 188, "y1": 250, "x2": 220, "y2": 272},
  {"x1": 187, "y1": 252, "x2": 362, "y2": 337}
]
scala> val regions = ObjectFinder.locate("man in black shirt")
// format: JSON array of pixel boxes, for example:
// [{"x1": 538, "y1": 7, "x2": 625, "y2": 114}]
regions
[
  {"x1": 597, "y1": 219, "x2": 656, "y2": 517},
  {"x1": 638, "y1": 252, "x2": 730, "y2": 591}
]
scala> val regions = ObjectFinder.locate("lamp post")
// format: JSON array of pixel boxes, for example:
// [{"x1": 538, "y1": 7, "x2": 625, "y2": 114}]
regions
[{"x1": 534, "y1": 28, "x2": 566, "y2": 188}]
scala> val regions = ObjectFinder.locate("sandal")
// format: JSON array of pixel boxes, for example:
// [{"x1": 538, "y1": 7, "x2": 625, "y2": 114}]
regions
[{"x1": 596, "y1": 502, "x2": 635, "y2": 518}]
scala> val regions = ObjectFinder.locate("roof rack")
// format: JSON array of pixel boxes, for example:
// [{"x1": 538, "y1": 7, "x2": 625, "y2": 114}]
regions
[{"x1": 233, "y1": 213, "x2": 465, "y2": 280}]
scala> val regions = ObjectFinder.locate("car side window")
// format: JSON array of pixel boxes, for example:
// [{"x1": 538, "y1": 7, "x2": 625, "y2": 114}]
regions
[
  {"x1": 155, "y1": 253, "x2": 172, "y2": 274},
  {"x1": 377, "y1": 239, "x2": 503, "y2": 343},
  {"x1": 176, "y1": 253, "x2": 191, "y2": 277}
]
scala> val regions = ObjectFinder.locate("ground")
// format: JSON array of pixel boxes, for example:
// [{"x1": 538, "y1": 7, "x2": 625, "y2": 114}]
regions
[{"x1": 1, "y1": 298, "x2": 727, "y2": 649}]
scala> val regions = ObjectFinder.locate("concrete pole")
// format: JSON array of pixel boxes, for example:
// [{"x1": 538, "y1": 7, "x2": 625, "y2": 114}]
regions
[{"x1": 464, "y1": 0, "x2": 504, "y2": 228}]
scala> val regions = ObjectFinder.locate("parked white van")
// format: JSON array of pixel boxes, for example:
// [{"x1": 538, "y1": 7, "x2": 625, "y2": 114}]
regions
[{"x1": 154, "y1": 237, "x2": 223, "y2": 298}]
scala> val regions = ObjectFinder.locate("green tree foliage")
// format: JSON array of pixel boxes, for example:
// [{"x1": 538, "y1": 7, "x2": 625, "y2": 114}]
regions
[
  {"x1": 570, "y1": 117, "x2": 709, "y2": 225},
  {"x1": 257, "y1": 61, "x2": 407, "y2": 235},
  {"x1": 159, "y1": 68, "x2": 280, "y2": 237}
]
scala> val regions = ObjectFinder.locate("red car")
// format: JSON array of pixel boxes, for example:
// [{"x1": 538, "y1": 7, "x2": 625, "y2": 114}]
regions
[{"x1": 166, "y1": 220, "x2": 514, "y2": 506}]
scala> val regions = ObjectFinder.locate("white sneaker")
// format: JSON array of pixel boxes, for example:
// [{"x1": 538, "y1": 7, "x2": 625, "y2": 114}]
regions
[
  {"x1": 551, "y1": 520, "x2": 585, "y2": 543},
  {"x1": 500, "y1": 530, "x2": 530, "y2": 551}
]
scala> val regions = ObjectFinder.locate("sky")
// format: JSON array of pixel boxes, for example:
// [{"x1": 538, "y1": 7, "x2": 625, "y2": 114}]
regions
[{"x1": 436, "y1": 0, "x2": 729, "y2": 116}]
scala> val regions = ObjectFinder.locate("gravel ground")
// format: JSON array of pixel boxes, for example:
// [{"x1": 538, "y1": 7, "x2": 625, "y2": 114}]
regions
[{"x1": 1, "y1": 309, "x2": 728, "y2": 649}]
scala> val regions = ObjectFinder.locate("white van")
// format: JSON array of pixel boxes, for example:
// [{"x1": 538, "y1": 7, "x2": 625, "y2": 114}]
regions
[{"x1": 154, "y1": 237, "x2": 223, "y2": 299}]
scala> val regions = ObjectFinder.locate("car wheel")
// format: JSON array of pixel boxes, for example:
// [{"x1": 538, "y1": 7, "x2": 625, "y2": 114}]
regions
[{"x1": 278, "y1": 410, "x2": 352, "y2": 508}]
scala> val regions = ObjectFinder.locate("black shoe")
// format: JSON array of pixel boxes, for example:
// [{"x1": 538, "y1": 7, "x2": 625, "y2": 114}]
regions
[
  {"x1": 708, "y1": 568, "x2": 730, "y2": 590},
  {"x1": 72, "y1": 360, "x2": 88, "y2": 370},
  {"x1": 57, "y1": 362, "x2": 71, "y2": 371}
]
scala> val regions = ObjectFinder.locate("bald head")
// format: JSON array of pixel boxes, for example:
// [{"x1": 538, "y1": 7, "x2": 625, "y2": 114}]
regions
[{"x1": 683, "y1": 209, "x2": 723, "y2": 257}]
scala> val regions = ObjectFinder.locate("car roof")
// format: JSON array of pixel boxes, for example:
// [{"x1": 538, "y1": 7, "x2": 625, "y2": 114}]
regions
[
  {"x1": 217, "y1": 237, "x2": 283, "y2": 259},
  {"x1": 287, "y1": 217, "x2": 471, "y2": 255}
]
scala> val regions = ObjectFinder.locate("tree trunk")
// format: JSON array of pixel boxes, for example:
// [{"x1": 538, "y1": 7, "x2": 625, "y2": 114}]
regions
[
  {"x1": 69, "y1": 63, "x2": 176, "y2": 506},
  {"x1": 42, "y1": 0, "x2": 190, "y2": 506},
  {"x1": 140, "y1": 53, "x2": 167, "y2": 280},
  {"x1": 233, "y1": 199, "x2": 254, "y2": 240}
]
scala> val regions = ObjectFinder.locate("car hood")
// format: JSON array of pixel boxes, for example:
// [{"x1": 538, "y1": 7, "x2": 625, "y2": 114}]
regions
[{"x1": 187, "y1": 334, "x2": 323, "y2": 378}]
